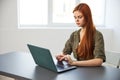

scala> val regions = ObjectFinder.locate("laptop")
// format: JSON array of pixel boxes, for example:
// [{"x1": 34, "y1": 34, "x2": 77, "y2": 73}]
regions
[{"x1": 27, "y1": 44, "x2": 76, "y2": 73}]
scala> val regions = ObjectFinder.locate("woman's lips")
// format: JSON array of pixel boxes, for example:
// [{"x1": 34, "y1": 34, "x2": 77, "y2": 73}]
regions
[{"x1": 76, "y1": 23, "x2": 80, "y2": 25}]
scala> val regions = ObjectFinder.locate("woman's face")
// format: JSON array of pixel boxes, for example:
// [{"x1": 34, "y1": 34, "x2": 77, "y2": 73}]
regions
[{"x1": 73, "y1": 11, "x2": 86, "y2": 27}]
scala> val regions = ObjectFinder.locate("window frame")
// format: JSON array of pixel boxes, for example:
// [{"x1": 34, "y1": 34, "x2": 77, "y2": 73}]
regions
[{"x1": 18, "y1": 0, "x2": 106, "y2": 29}]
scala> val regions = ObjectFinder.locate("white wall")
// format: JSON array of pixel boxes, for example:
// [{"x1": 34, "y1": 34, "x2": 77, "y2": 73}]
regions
[
  {"x1": 0, "y1": 0, "x2": 116, "y2": 55},
  {"x1": 105, "y1": 0, "x2": 120, "y2": 52}
]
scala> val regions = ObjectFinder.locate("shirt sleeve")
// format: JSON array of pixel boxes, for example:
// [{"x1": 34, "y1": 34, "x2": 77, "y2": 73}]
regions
[
  {"x1": 62, "y1": 32, "x2": 75, "y2": 55},
  {"x1": 93, "y1": 31, "x2": 106, "y2": 62}
]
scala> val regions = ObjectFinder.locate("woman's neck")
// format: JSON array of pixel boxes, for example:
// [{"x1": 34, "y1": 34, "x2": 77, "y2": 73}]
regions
[{"x1": 81, "y1": 27, "x2": 86, "y2": 34}]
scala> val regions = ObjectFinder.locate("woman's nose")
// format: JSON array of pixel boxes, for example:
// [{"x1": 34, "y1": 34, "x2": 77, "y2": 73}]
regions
[{"x1": 75, "y1": 19, "x2": 79, "y2": 22}]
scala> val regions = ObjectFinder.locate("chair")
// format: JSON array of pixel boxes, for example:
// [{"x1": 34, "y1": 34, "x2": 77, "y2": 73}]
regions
[{"x1": 103, "y1": 51, "x2": 120, "y2": 68}]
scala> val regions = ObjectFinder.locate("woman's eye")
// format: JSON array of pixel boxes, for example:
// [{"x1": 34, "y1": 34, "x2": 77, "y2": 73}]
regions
[
  {"x1": 78, "y1": 16, "x2": 82, "y2": 19},
  {"x1": 74, "y1": 16, "x2": 82, "y2": 19},
  {"x1": 74, "y1": 16, "x2": 76, "y2": 19}
]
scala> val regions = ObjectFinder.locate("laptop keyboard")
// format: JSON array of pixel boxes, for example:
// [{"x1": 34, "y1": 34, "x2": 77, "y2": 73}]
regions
[{"x1": 56, "y1": 61, "x2": 71, "y2": 69}]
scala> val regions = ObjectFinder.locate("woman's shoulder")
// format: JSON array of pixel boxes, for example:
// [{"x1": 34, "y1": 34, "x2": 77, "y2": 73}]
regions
[
  {"x1": 95, "y1": 29, "x2": 104, "y2": 39},
  {"x1": 71, "y1": 29, "x2": 81, "y2": 35},
  {"x1": 95, "y1": 29, "x2": 103, "y2": 36},
  {"x1": 69, "y1": 29, "x2": 81, "y2": 39}
]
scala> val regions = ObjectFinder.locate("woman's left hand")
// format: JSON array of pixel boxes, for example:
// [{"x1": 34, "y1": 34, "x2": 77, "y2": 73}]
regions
[{"x1": 64, "y1": 55, "x2": 74, "y2": 65}]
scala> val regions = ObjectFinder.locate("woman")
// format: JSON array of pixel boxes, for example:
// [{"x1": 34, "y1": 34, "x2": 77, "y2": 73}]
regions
[{"x1": 56, "y1": 3, "x2": 106, "y2": 66}]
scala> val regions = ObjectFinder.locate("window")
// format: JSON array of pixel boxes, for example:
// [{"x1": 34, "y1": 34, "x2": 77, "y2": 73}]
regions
[
  {"x1": 53, "y1": 0, "x2": 75, "y2": 23},
  {"x1": 19, "y1": 0, "x2": 48, "y2": 26},
  {"x1": 80, "y1": 0, "x2": 106, "y2": 26},
  {"x1": 18, "y1": 0, "x2": 106, "y2": 28}
]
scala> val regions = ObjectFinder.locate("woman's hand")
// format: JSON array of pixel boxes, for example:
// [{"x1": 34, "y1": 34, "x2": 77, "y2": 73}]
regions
[
  {"x1": 56, "y1": 54, "x2": 66, "y2": 61},
  {"x1": 64, "y1": 55, "x2": 74, "y2": 65},
  {"x1": 56, "y1": 54, "x2": 74, "y2": 65}
]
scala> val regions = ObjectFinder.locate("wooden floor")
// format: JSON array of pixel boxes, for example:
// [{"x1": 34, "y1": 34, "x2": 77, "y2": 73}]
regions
[{"x1": 0, "y1": 75, "x2": 15, "y2": 80}]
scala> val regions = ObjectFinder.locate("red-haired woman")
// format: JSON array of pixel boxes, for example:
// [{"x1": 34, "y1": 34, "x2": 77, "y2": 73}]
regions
[{"x1": 56, "y1": 3, "x2": 106, "y2": 66}]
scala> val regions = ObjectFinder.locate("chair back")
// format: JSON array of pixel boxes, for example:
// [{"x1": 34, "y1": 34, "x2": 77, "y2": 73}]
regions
[{"x1": 105, "y1": 51, "x2": 120, "y2": 68}]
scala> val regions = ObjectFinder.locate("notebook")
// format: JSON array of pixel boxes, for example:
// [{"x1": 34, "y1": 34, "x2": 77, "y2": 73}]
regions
[{"x1": 27, "y1": 44, "x2": 76, "y2": 73}]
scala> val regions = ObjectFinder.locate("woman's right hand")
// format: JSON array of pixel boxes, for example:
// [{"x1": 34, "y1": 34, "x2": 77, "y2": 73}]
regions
[{"x1": 56, "y1": 54, "x2": 66, "y2": 61}]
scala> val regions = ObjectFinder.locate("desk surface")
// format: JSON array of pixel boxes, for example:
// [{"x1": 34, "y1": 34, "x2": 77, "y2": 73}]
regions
[{"x1": 0, "y1": 52, "x2": 120, "y2": 80}]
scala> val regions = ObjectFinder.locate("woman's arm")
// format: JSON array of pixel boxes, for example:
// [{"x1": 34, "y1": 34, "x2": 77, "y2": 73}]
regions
[
  {"x1": 72, "y1": 58, "x2": 103, "y2": 66},
  {"x1": 65, "y1": 55, "x2": 103, "y2": 66}
]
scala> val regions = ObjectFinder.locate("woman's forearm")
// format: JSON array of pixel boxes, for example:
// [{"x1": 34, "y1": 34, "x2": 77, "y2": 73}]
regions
[{"x1": 72, "y1": 58, "x2": 103, "y2": 67}]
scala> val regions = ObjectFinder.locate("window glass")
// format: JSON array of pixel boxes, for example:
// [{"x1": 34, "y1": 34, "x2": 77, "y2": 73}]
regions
[
  {"x1": 19, "y1": 0, "x2": 48, "y2": 25},
  {"x1": 80, "y1": 0, "x2": 105, "y2": 25},
  {"x1": 19, "y1": 0, "x2": 105, "y2": 28},
  {"x1": 53, "y1": 0, "x2": 76, "y2": 23}
]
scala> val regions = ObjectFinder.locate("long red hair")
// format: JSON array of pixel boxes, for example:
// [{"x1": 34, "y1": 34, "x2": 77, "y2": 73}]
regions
[{"x1": 73, "y1": 3, "x2": 96, "y2": 60}]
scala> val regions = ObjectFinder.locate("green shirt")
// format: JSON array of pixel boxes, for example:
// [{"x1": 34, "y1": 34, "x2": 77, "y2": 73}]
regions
[{"x1": 63, "y1": 29, "x2": 106, "y2": 62}]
